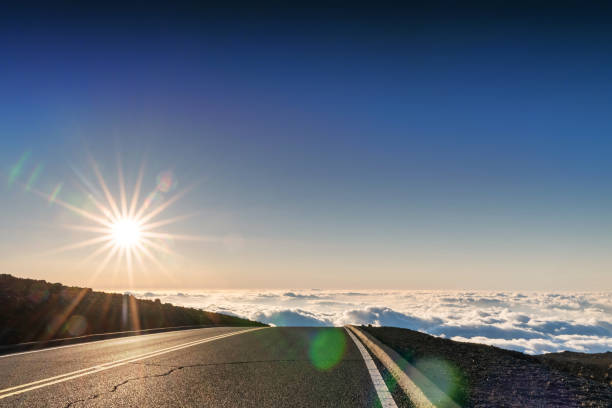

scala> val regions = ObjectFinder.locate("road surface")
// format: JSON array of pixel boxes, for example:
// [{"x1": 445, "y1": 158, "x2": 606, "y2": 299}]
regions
[{"x1": 0, "y1": 326, "x2": 394, "y2": 407}]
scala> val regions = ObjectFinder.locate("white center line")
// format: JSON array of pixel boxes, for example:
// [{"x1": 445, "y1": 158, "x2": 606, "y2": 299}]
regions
[
  {"x1": 345, "y1": 327, "x2": 398, "y2": 408},
  {"x1": 0, "y1": 327, "x2": 264, "y2": 400}
]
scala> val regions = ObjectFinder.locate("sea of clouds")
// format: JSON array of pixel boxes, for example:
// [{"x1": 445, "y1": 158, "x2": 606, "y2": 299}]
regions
[{"x1": 130, "y1": 290, "x2": 612, "y2": 355}]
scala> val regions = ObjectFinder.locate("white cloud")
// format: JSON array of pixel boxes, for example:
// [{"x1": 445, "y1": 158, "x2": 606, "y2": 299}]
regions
[{"x1": 131, "y1": 289, "x2": 612, "y2": 354}]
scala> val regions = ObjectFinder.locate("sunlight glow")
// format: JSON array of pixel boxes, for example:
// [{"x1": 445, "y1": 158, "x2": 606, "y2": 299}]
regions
[{"x1": 31, "y1": 155, "x2": 209, "y2": 287}]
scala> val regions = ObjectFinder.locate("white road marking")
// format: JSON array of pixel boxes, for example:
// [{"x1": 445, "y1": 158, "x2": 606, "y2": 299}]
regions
[
  {"x1": 345, "y1": 328, "x2": 398, "y2": 408},
  {"x1": 0, "y1": 327, "x2": 264, "y2": 400},
  {"x1": 0, "y1": 326, "x2": 214, "y2": 359},
  {"x1": 347, "y1": 326, "x2": 456, "y2": 408}
]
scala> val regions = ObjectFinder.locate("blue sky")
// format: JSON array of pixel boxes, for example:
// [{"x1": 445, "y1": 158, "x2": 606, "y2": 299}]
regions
[{"x1": 1, "y1": 3, "x2": 612, "y2": 289}]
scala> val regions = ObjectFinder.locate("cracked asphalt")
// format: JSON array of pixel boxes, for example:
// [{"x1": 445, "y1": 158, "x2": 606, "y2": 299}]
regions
[{"x1": 0, "y1": 327, "x2": 383, "y2": 407}]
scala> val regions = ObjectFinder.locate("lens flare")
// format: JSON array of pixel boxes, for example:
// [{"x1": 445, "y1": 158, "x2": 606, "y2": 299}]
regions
[
  {"x1": 8, "y1": 151, "x2": 31, "y2": 187},
  {"x1": 48, "y1": 183, "x2": 63, "y2": 206},
  {"x1": 26, "y1": 163, "x2": 44, "y2": 191},
  {"x1": 308, "y1": 328, "x2": 346, "y2": 371}
]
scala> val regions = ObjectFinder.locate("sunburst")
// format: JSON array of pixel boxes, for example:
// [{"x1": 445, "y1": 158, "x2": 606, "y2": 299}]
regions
[{"x1": 30, "y1": 155, "x2": 205, "y2": 287}]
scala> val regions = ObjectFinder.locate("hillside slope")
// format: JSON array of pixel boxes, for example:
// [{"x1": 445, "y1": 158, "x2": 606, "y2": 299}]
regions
[
  {"x1": 363, "y1": 326, "x2": 611, "y2": 407},
  {"x1": 0, "y1": 274, "x2": 265, "y2": 345},
  {"x1": 537, "y1": 350, "x2": 612, "y2": 385}
]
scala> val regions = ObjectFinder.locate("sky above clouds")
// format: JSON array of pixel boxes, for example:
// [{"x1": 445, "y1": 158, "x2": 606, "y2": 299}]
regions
[{"x1": 1, "y1": 3, "x2": 612, "y2": 292}]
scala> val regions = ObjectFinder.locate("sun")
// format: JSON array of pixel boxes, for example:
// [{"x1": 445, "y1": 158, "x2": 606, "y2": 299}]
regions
[
  {"x1": 111, "y1": 218, "x2": 142, "y2": 248},
  {"x1": 29, "y1": 154, "x2": 209, "y2": 287}
]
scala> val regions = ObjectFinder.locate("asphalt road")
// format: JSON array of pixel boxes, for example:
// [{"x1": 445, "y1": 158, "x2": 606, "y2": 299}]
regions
[{"x1": 0, "y1": 327, "x2": 386, "y2": 407}]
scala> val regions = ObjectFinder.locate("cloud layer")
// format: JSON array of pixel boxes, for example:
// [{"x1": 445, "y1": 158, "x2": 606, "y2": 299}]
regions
[{"x1": 134, "y1": 290, "x2": 612, "y2": 354}]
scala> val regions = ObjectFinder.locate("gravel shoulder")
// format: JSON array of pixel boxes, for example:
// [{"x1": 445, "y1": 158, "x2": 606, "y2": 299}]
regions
[{"x1": 362, "y1": 326, "x2": 612, "y2": 408}]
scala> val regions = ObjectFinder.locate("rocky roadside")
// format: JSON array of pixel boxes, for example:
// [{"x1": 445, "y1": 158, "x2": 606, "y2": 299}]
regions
[
  {"x1": 362, "y1": 326, "x2": 611, "y2": 408},
  {"x1": 537, "y1": 351, "x2": 611, "y2": 385}
]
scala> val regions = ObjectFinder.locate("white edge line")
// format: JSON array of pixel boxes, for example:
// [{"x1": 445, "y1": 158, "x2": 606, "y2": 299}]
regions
[
  {"x1": 345, "y1": 327, "x2": 398, "y2": 408},
  {"x1": 0, "y1": 327, "x2": 264, "y2": 400},
  {"x1": 348, "y1": 326, "x2": 459, "y2": 408},
  {"x1": 0, "y1": 326, "x2": 225, "y2": 359}
]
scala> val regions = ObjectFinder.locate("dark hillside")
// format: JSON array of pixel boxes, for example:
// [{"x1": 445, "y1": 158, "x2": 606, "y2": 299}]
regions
[
  {"x1": 363, "y1": 326, "x2": 611, "y2": 407},
  {"x1": 0, "y1": 274, "x2": 265, "y2": 346},
  {"x1": 538, "y1": 351, "x2": 612, "y2": 385}
]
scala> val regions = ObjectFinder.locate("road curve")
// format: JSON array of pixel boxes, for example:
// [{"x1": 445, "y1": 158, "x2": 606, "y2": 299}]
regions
[{"x1": 0, "y1": 326, "x2": 391, "y2": 407}]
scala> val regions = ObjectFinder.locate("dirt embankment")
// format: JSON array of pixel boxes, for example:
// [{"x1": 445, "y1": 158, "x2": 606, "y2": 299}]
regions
[
  {"x1": 537, "y1": 351, "x2": 611, "y2": 385},
  {"x1": 362, "y1": 326, "x2": 611, "y2": 408}
]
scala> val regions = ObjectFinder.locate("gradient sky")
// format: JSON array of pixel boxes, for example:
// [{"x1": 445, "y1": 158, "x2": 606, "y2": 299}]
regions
[{"x1": 1, "y1": 2, "x2": 612, "y2": 290}]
